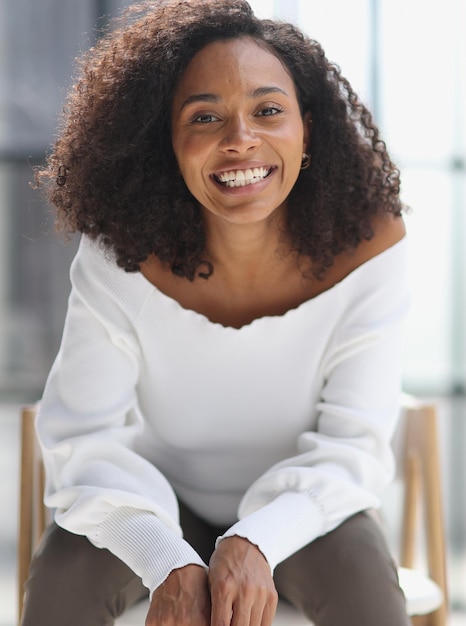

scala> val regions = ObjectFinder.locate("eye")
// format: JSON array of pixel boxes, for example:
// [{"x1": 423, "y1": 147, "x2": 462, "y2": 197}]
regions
[
  {"x1": 192, "y1": 113, "x2": 220, "y2": 124},
  {"x1": 256, "y1": 105, "x2": 283, "y2": 117}
]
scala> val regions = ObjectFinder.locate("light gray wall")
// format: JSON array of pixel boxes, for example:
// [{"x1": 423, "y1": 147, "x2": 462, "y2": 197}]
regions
[{"x1": 0, "y1": 1, "x2": 131, "y2": 398}]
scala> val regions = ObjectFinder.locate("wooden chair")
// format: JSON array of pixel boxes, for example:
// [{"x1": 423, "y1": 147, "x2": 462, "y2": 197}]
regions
[
  {"x1": 394, "y1": 396, "x2": 449, "y2": 626},
  {"x1": 17, "y1": 400, "x2": 448, "y2": 625},
  {"x1": 17, "y1": 406, "x2": 47, "y2": 624}
]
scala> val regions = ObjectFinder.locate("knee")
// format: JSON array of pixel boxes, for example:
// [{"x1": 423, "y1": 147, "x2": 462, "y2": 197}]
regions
[
  {"x1": 29, "y1": 524, "x2": 102, "y2": 586},
  {"x1": 327, "y1": 513, "x2": 395, "y2": 569},
  {"x1": 22, "y1": 524, "x2": 146, "y2": 625},
  {"x1": 275, "y1": 513, "x2": 406, "y2": 624}
]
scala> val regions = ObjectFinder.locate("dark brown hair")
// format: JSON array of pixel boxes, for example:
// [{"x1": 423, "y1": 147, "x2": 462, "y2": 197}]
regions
[{"x1": 35, "y1": 0, "x2": 402, "y2": 279}]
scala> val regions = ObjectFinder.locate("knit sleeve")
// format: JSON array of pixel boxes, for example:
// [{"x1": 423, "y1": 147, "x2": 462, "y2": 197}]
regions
[
  {"x1": 36, "y1": 237, "x2": 207, "y2": 595},
  {"x1": 218, "y1": 238, "x2": 410, "y2": 570}
]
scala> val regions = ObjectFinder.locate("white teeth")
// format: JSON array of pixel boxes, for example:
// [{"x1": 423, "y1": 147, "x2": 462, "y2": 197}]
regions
[{"x1": 217, "y1": 167, "x2": 270, "y2": 187}]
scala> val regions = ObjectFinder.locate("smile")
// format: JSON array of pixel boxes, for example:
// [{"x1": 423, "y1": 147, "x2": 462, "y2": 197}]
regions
[{"x1": 213, "y1": 166, "x2": 273, "y2": 188}]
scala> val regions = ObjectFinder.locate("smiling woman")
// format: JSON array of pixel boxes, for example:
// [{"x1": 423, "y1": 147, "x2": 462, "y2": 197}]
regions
[
  {"x1": 24, "y1": 2, "x2": 411, "y2": 626},
  {"x1": 33, "y1": 0, "x2": 401, "y2": 281}
]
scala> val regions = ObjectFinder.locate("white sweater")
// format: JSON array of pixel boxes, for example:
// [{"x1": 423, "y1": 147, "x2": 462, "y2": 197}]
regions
[{"x1": 37, "y1": 235, "x2": 409, "y2": 595}]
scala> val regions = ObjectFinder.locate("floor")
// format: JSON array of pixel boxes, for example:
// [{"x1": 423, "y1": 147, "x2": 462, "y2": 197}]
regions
[{"x1": 1, "y1": 401, "x2": 465, "y2": 626}]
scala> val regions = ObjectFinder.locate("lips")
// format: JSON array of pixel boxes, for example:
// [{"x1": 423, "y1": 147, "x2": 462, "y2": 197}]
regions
[{"x1": 213, "y1": 166, "x2": 274, "y2": 188}]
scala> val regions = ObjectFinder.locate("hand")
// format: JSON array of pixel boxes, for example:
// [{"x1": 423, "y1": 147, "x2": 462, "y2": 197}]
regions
[
  {"x1": 146, "y1": 564, "x2": 211, "y2": 626},
  {"x1": 208, "y1": 536, "x2": 278, "y2": 626}
]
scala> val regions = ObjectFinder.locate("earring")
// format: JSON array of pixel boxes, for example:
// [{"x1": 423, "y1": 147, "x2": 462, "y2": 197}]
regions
[
  {"x1": 56, "y1": 165, "x2": 67, "y2": 186},
  {"x1": 301, "y1": 153, "x2": 311, "y2": 170}
]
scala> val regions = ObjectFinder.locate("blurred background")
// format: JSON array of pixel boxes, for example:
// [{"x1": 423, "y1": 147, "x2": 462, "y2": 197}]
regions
[{"x1": 0, "y1": 0, "x2": 465, "y2": 624}]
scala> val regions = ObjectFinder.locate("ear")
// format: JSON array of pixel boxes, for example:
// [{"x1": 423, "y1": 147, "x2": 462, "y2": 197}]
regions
[{"x1": 302, "y1": 111, "x2": 312, "y2": 153}]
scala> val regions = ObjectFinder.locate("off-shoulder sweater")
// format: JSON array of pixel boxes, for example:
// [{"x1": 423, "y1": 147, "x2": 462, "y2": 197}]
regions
[{"x1": 37, "y1": 235, "x2": 409, "y2": 596}]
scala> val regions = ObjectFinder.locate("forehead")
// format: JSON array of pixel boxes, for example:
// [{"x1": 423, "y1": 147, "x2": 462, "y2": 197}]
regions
[{"x1": 172, "y1": 37, "x2": 297, "y2": 103}]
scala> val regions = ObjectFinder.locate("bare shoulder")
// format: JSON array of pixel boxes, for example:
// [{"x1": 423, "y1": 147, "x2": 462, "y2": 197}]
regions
[
  {"x1": 346, "y1": 214, "x2": 406, "y2": 270},
  {"x1": 370, "y1": 213, "x2": 406, "y2": 252},
  {"x1": 321, "y1": 215, "x2": 405, "y2": 291}
]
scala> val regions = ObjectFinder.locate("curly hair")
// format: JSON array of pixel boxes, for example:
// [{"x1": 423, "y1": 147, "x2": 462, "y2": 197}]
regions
[{"x1": 35, "y1": 0, "x2": 403, "y2": 280}]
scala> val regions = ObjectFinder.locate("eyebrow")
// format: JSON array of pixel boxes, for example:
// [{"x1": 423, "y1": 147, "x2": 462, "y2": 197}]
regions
[{"x1": 180, "y1": 86, "x2": 289, "y2": 110}]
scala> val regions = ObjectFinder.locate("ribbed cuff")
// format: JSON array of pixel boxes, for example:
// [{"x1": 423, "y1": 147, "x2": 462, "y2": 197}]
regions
[
  {"x1": 90, "y1": 507, "x2": 207, "y2": 596},
  {"x1": 216, "y1": 491, "x2": 325, "y2": 571}
]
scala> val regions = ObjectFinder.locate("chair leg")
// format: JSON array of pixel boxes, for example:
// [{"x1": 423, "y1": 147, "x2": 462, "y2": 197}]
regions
[
  {"x1": 401, "y1": 451, "x2": 421, "y2": 568},
  {"x1": 36, "y1": 461, "x2": 47, "y2": 543},
  {"x1": 411, "y1": 616, "x2": 433, "y2": 626},
  {"x1": 18, "y1": 408, "x2": 36, "y2": 622},
  {"x1": 421, "y1": 407, "x2": 448, "y2": 626},
  {"x1": 423, "y1": 406, "x2": 448, "y2": 626},
  {"x1": 402, "y1": 404, "x2": 449, "y2": 626}
]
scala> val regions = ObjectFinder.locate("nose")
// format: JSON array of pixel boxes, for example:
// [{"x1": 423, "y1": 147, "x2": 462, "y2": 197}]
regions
[{"x1": 220, "y1": 115, "x2": 261, "y2": 154}]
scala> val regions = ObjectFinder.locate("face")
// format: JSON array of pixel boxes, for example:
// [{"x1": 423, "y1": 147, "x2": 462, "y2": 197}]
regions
[{"x1": 171, "y1": 37, "x2": 311, "y2": 227}]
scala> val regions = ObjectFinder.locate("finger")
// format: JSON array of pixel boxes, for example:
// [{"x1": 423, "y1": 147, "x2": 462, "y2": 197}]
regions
[
  {"x1": 210, "y1": 594, "x2": 233, "y2": 626},
  {"x1": 260, "y1": 596, "x2": 278, "y2": 626},
  {"x1": 230, "y1": 603, "x2": 252, "y2": 626},
  {"x1": 229, "y1": 595, "x2": 275, "y2": 626}
]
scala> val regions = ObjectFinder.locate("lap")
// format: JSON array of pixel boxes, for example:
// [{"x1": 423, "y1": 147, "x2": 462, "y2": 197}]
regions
[
  {"x1": 20, "y1": 523, "x2": 148, "y2": 626},
  {"x1": 20, "y1": 508, "x2": 409, "y2": 626},
  {"x1": 275, "y1": 512, "x2": 410, "y2": 626}
]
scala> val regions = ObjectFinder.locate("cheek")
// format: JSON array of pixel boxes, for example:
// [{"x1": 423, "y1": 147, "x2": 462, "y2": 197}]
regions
[
  {"x1": 173, "y1": 135, "x2": 210, "y2": 177},
  {"x1": 277, "y1": 122, "x2": 304, "y2": 153},
  {"x1": 279, "y1": 135, "x2": 305, "y2": 188},
  {"x1": 282, "y1": 134, "x2": 304, "y2": 172}
]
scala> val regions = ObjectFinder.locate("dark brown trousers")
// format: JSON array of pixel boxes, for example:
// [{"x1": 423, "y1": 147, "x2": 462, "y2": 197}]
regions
[{"x1": 20, "y1": 507, "x2": 410, "y2": 625}]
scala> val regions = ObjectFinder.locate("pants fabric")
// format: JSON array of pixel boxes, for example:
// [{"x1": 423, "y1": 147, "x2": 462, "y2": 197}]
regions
[{"x1": 20, "y1": 505, "x2": 410, "y2": 626}]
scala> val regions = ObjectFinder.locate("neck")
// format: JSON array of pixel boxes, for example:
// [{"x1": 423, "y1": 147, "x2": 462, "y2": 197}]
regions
[{"x1": 202, "y1": 210, "x2": 292, "y2": 287}]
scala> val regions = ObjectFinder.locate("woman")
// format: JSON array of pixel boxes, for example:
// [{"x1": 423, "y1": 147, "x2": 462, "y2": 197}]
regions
[{"x1": 23, "y1": 1, "x2": 410, "y2": 625}]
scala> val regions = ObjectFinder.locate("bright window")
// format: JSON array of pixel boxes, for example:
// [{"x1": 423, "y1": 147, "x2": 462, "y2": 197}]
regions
[{"x1": 251, "y1": 0, "x2": 466, "y2": 394}]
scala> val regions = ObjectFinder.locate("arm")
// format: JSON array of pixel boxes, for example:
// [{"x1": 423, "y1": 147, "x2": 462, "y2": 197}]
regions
[
  {"x1": 37, "y1": 237, "x2": 207, "y2": 595},
  {"x1": 209, "y1": 229, "x2": 409, "y2": 624}
]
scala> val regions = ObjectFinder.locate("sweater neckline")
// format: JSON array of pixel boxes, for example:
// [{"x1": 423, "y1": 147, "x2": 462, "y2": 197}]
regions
[{"x1": 136, "y1": 237, "x2": 407, "y2": 331}]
